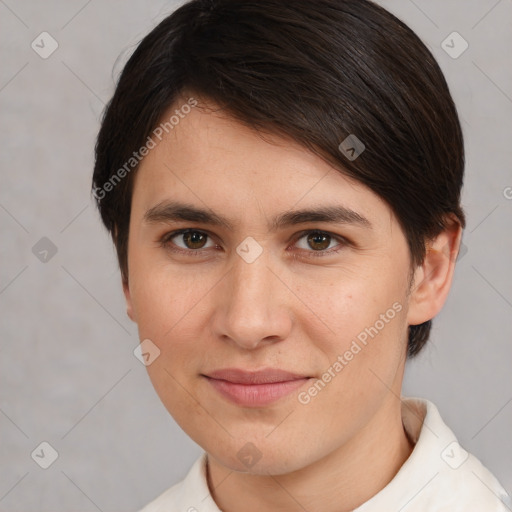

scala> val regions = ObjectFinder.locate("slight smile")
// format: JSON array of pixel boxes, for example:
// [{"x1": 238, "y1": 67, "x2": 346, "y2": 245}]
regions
[{"x1": 202, "y1": 368, "x2": 312, "y2": 407}]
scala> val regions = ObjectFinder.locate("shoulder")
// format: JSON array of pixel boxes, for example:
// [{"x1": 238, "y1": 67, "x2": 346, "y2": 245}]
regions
[
  {"x1": 403, "y1": 398, "x2": 510, "y2": 511},
  {"x1": 429, "y1": 450, "x2": 511, "y2": 511},
  {"x1": 138, "y1": 479, "x2": 188, "y2": 512},
  {"x1": 356, "y1": 397, "x2": 511, "y2": 511}
]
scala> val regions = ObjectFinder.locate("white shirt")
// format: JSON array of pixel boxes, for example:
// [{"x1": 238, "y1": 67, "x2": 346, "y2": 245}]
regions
[{"x1": 140, "y1": 398, "x2": 511, "y2": 512}]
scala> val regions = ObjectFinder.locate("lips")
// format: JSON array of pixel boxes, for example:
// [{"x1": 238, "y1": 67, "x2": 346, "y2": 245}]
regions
[
  {"x1": 203, "y1": 368, "x2": 311, "y2": 407},
  {"x1": 207, "y1": 368, "x2": 308, "y2": 384}
]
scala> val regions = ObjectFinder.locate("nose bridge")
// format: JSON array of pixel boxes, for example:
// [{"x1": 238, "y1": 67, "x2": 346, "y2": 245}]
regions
[
  {"x1": 231, "y1": 249, "x2": 272, "y2": 307},
  {"x1": 215, "y1": 243, "x2": 291, "y2": 348}
]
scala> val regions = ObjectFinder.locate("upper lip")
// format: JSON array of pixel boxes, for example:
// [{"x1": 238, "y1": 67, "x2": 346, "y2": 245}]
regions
[{"x1": 204, "y1": 368, "x2": 309, "y2": 385}]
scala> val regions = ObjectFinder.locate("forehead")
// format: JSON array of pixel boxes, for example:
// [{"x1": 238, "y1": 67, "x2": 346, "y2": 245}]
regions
[{"x1": 131, "y1": 100, "x2": 395, "y2": 231}]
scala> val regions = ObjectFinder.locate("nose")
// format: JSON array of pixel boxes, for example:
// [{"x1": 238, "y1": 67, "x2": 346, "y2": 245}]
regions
[{"x1": 211, "y1": 247, "x2": 293, "y2": 350}]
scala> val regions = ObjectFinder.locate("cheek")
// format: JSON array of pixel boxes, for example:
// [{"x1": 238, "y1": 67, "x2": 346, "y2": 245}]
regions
[
  {"x1": 128, "y1": 259, "x2": 211, "y2": 423},
  {"x1": 129, "y1": 255, "x2": 207, "y2": 340},
  {"x1": 301, "y1": 265, "x2": 408, "y2": 357},
  {"x1": 299, "y1": 301, "x2": 408, "y2": 437},
  {"x1": 299, "y1": 263, "x2": 409, "y2": 409}
]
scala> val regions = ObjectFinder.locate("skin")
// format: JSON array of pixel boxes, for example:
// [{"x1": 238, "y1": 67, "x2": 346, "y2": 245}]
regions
[{"x1": 123, "y1": 96, "x2": 462, "y2": 512}]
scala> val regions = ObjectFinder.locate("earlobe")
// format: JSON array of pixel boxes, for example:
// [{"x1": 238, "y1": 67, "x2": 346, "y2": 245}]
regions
[
  {"x1": 407, "y1": 219, "x2": 463, "y2": 327},
  {"x1": 123, "y1": 279, "x2": 136, "y2": 322}
]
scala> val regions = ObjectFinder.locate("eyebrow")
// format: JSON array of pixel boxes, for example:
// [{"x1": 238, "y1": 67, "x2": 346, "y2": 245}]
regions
[{"x1": 143, "y1": 200, "x2": 372, "y2": 231}]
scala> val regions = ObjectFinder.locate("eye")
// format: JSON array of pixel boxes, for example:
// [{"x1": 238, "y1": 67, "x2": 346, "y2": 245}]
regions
[
  {"x1": 292, "y1": 230, "x2": 345, "y2": 257},
  {"x1": 160, "y1": 229, "x2": 217, "y2": 254},
  {"x1": 159, "y1": 228, "x2": 346, "y2": 258}
]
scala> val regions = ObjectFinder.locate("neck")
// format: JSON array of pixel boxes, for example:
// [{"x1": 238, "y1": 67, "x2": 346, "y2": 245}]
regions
[{"x1": 207, "y1": 397, "x2": 414, "y2": 512}]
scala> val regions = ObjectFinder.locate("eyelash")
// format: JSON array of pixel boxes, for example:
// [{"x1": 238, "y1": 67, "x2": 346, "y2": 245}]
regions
[{"x1": 158, "y1": 228, "x2": 348, "y2": 259}]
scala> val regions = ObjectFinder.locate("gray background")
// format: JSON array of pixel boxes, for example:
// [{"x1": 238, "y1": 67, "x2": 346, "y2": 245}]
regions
[{"x1": 0, "y1": 0, "x2": 511, "y2": 510}]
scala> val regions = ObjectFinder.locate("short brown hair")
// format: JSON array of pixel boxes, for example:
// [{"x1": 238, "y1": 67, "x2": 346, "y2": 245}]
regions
[{"x1": 92, "y1": 0, "x2": 465, "y2": 356}]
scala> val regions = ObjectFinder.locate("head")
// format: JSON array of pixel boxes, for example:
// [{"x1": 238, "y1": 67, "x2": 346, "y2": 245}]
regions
[{"x1": 93, "y1": 0, "x2": 464, "y2": 475}]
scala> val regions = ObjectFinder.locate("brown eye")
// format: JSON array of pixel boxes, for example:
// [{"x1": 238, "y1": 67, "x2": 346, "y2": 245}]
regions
[
  {"x1": 293, "y1": 230, "x2": 346, "y2": 258},
  {"x1": 162, "y1": 229, "x2": 215, "y2": 253},
  {"x1": 182, "y1": 230, "x2": 208, "y2": 249},
  {"x1": 306, "y1": 232, "x2": 331, "y2": 251}
]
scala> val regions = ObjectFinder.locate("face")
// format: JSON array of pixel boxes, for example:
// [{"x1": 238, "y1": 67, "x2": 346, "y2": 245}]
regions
[{"x1": 124, "y1": 97, "x2": 416, "y2": 475}]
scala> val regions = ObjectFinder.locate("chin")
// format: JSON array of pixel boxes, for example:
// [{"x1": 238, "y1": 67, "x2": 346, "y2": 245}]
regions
[{"x1": 204, "y1": 434, "x2": 317, "y2": 476}]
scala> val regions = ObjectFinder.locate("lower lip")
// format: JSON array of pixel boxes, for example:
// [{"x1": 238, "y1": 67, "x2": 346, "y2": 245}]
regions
[{"x1": 205, "y1": 377, "x2": 310, "y2": 407}]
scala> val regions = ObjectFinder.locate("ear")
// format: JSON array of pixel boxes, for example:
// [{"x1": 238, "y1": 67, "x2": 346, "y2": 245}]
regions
[
  {"x1": 407, "y1": 218, "x2": 463, "y2": 326},
  {"x1": 123, "y1": 278, "x2": 136, "y2": 322}
]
